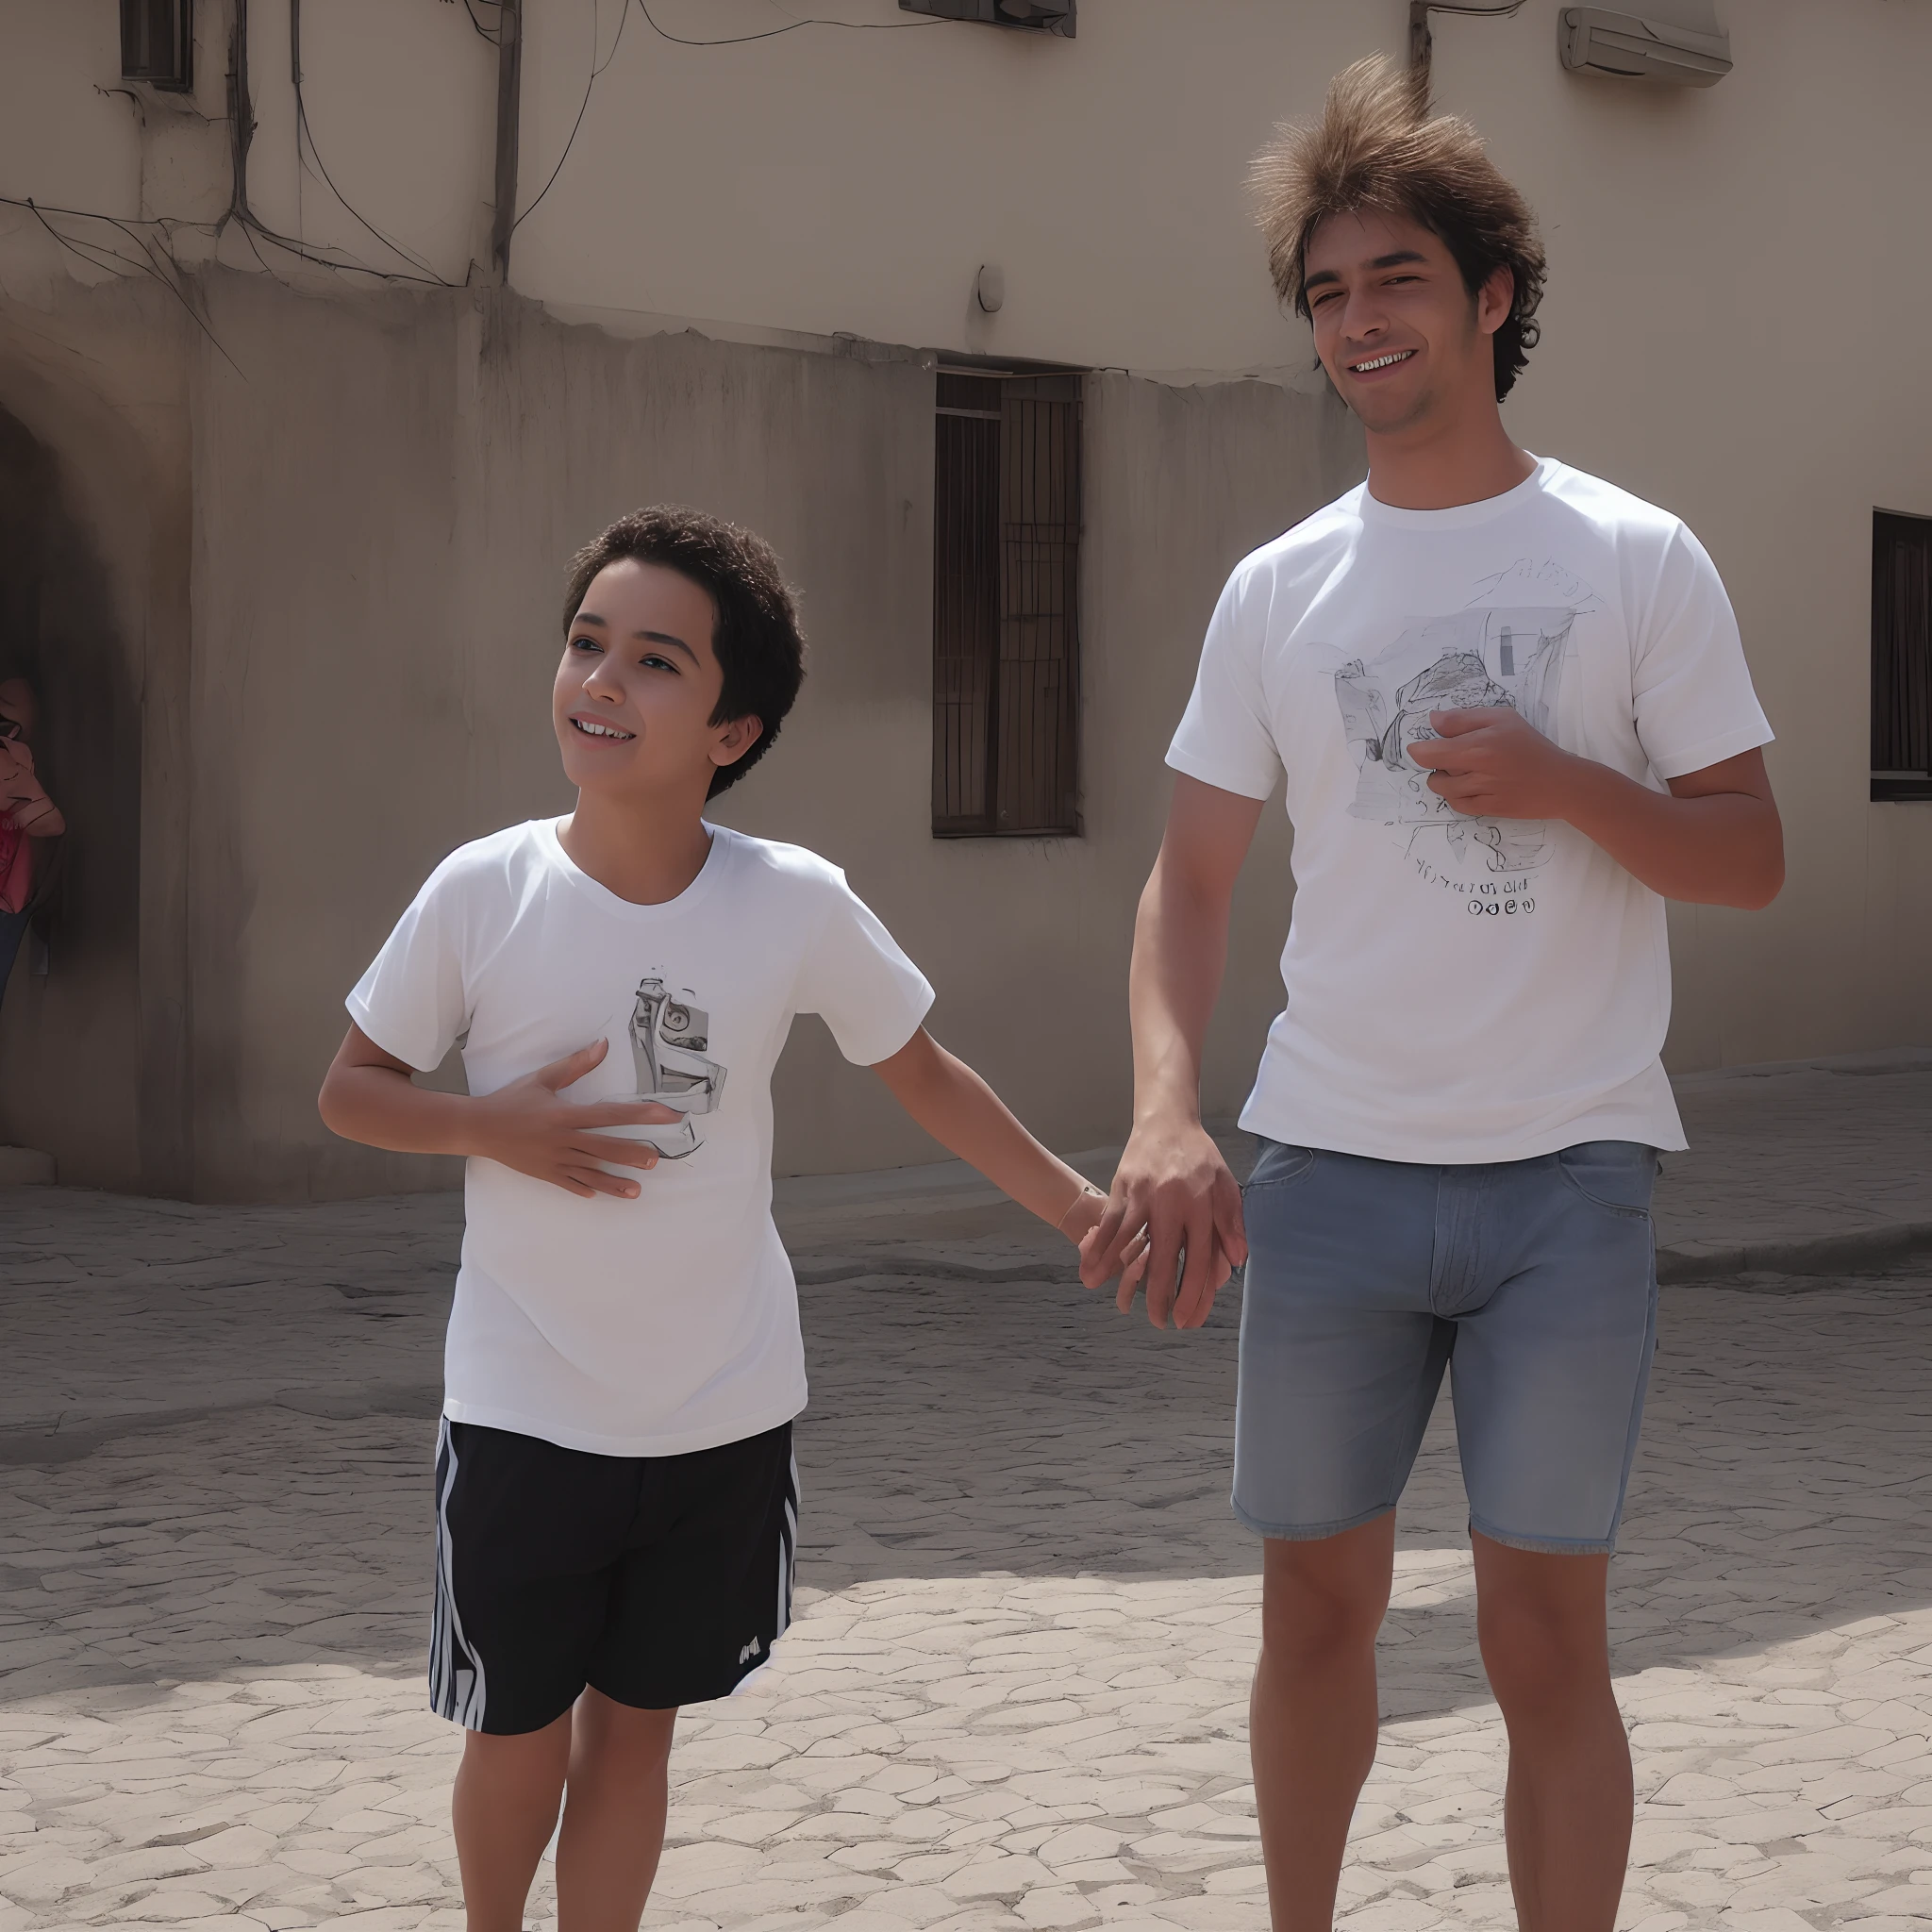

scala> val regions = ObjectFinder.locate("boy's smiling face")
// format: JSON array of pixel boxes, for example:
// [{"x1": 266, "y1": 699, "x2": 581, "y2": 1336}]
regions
[{"x1": 553, "y1": 558, "x2": 762, "y2": 804}]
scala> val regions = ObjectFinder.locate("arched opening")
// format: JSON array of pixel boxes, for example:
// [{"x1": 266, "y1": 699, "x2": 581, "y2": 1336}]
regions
[{"x1": 0, "y1": 398, "x2": 150, "y2": 1187}]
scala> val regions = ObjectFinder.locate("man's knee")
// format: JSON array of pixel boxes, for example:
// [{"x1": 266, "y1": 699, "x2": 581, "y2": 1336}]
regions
[
  {"x1": 1475, "y1": 1570, "x2": 1610, "y2": 1715},
  {"x1": 1260, "y1": 1521, "x2": 1393, "y2": 1673}
]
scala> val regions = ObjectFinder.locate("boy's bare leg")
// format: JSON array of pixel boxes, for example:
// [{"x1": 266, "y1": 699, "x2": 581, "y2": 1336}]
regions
[
  {"x1": 1473, "y1": 1535, "x2": 1629, "y2": 1932},
  {"x1": 554, "y1": 1690, "x2": 678, "y2": 1932},
  {"x1": 453, "y1": 1710, "x2": 572, "y2": 1932},
  {"x1": 1252, "y1": 1512, "x2": 1394, "y2": 1931}
]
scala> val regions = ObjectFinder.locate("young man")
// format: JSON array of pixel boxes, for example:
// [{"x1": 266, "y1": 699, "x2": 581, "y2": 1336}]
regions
[
  {"x1": 319, "y1": 507, "x2": 1129, "y2": 1932},
  {"x1": 1080, "y1": 58, "x2": 1782, "y2": 1932}
]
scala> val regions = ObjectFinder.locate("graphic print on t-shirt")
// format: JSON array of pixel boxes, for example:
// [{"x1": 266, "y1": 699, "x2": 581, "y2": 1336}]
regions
[
  {"x1": 1314, "y1": 560, "x2": 1601, "y2": 888},
  {"x1": 625, "y1": 974, "x2": 728, "y2": 1159}
]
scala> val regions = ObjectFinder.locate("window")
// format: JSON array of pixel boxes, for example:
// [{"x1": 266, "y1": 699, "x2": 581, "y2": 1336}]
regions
[
  {"x1": 1873, "y1": 510, "x2": 1932, "y2": 801},
  {"x1": 931, "y1": 371, "x2": 1081, "y2": 837},
  {"x1": 122, "y1": 0, "x2": 193, "y2": 91}
]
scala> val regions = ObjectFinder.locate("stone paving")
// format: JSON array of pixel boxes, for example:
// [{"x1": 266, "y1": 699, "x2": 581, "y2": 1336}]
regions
[{"x1": 3, "y1": 1056, "x2": 1932, "y2": 1931}]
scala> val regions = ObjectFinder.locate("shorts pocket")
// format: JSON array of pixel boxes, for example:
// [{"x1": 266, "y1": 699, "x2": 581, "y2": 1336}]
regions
[
  {"x1": 1555, "y1": 1141, "x2": 1657, "y2": 1217},
  {"x1": 1243, "y1": 1140, "x2": 1318, "y2": 1194}
]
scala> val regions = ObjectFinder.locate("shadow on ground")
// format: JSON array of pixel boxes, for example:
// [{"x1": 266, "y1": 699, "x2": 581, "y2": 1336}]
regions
[{"x1": 4, "y1": 1209, "x2": 1929, "y2": 1727}]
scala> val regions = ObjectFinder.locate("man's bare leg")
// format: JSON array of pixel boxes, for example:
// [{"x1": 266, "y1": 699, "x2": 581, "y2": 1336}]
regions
[
  {"x1": 1252, "y1": 1512, "x2": 1395, "y2": 1931},
  {"x1": 1473, "y1": 1533, "x2": 1630, "y2": 1932},
  {"x1": 554, "y1": 1690, "x2": 678, "y2": 1932},
  {"x1": 452, "y1": 1710, "x2": 572, "y2": 1932}
]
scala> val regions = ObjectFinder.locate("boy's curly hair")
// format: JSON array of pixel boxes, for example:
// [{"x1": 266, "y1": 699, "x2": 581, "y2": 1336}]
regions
[
  {"x1": 1251, "y1": 57, "x2": 1547, "y2": 401},
  {"x1": 563, "y1": 506, "x2": 806, "y2": 799}
]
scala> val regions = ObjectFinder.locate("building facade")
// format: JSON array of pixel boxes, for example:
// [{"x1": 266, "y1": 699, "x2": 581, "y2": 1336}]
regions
[{"x1": 0, "y1": 0, "x2": 1927, "y2": 1199}]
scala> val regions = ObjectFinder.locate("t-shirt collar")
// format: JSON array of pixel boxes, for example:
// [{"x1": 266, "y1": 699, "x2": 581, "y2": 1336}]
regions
[
  {"x1": 538, "y1": 816, "x2": 731, "y2": 919},
  {"x1": 1356, "y1": 455, "x2": 1551, "y2": 532}
]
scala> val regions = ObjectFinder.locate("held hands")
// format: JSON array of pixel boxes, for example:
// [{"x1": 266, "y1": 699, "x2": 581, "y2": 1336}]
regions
[
  {"x1": 473, "y1": 1037, "x2": 681, "y2": 1201},
  {"x1": 1405, "y1": 706, "x2": 1580, "y2": 821},
  {"x1": 1076, "y1": 1117, "x2": 1246, "y2": 1330}
]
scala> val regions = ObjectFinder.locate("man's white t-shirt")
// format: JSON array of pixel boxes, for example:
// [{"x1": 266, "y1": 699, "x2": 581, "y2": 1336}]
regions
[
  {"x1": 1167, "y1": 458, "x2": 1773, "y2": 1164},
  {"x1": 347, "y1": 821, "x2": 934, "y2": 1457}
]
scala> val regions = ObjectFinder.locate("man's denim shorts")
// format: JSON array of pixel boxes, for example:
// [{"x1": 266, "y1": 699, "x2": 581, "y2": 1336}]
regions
[{"x1": 1233, "y1": 1138, "x2": 1660, "y2": 1556}]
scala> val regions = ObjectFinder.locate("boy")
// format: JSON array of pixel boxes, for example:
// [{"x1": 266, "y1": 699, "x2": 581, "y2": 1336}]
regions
[
  {"x1": 1082, "y1": 59, "x2": 1781, "y2": 1931},
  {"x1": 319, "y1": 506, "x2": 1130, "y2": 1932}
]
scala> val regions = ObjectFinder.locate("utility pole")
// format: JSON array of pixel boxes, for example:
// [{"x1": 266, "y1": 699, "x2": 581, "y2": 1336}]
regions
[{"x1": 491, "y1": 0, "x2": 523, "y2": 284}]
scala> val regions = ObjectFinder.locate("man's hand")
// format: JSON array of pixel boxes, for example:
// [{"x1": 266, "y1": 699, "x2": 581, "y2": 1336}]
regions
[
  {"x1": 1079, "y1": 1115, "x2": 1246, "y2": 1330},
  {"x1": 472, "y1": 1038, "x2": 682, "y2": 1199},
  {"x1": 1404, "y1": 705, "x2": 1579, "y2": 820}
]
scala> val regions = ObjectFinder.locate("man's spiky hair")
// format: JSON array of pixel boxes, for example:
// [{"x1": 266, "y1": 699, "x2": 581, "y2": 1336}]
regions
[{"x1": 1251, "y1": 57, "x2": 1547, "y2": 401}]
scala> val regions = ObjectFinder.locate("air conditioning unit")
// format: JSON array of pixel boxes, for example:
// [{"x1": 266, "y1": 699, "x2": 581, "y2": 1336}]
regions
[
  {"x1": 899, "y1": 0, "x2": 1076, "y2": 37},
  {"x1": 1559, "y1": 3, "x2": 1731, "y2": 86}
]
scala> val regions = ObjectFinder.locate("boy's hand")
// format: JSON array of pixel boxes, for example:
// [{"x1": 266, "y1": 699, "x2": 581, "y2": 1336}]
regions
[
  {"x1": 1404, "y1": 706, "x2": 1580, "y2": 821},
  {"x1": 1081, "y1": 1114, "x2": 1244, "y2": 1330},
  {"x1": 474, "y1": 1038, "x2": 681, "y2": 1200},
  {"x1": 1060, "y1": 1186, "x2": 1154, "y2": 1293}
]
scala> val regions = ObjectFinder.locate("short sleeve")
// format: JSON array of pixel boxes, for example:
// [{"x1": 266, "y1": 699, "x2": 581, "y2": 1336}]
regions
[
  {"x1": 1630, "y1": 525, "x2": 1774, "y2": 781},
  {"x1": 1165, "y1": 566, "x2": 1284, "y2": 801},
  {"x1": 345, "y1": 858, "x2": 473, "y2": 1074},
  {"x1": 792, "y1": 872, "x2": 935, "y2": 1067}
]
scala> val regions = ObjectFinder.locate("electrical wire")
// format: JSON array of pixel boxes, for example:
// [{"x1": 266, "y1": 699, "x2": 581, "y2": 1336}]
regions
[
  {"x1": 1, "y1": 195, "x2": 244, "y2": 374},
  {"x1": 459, "y1": 0, "x2": 504, "y2": 44},
  {"x1": 293, "y1": 87, "x2": 453, "y2": 281},
  {"x1": 636, "y1": 0, "x2": 941, "y2": 47},
  {"x1": 513, "y1": 0, "x2": 635, "y2": 233},
  {"x1": 515, "y1": 0, "x2": 940, "y2": 234}
]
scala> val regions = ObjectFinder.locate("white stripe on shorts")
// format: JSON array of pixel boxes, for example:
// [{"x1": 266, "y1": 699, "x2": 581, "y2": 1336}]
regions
[{"x1": 430, "y1": 1417, "x2": 490, "y2": 1730}]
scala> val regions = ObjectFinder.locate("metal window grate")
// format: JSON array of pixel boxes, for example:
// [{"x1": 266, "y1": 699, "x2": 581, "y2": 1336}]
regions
[
  {"x1": 931, "y1": 372, "x2": 1081, "y2": 836},
  {"x1": 1873, "y1": 510, "x2": 1932, "y2": 801},
  {"x1": 122, "y1": 0, "x2": 193, "y2": 91}
]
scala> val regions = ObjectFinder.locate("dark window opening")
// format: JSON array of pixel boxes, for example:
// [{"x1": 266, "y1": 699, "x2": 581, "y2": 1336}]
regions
[
  {"x1": 931, "y1": 371, "x2": 1081, "y2": 837},
  {"x1": 122, "y1": 0, "x2": 194, "y2": 91},
  {"x1": 1873, "y1": 509, "x2": 1932, "y2": 802}
]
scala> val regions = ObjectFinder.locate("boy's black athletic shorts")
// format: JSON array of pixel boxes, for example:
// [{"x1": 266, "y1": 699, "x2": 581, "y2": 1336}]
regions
[{"x1": 428, "y1": 1417, "x2": 797, "y2": 1735}]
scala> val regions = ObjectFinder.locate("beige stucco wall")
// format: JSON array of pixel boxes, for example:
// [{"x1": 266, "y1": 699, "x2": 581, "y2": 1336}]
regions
[
  {"x1": 162, "y1": 273, "x2": 1357, "y2": 1199},
  {"x1": 2, "y1": 0, "x2": 1929, "y2": 1197},
  {"x1": 0, "y1": 276, "x2": 192, "y2": 1194}
]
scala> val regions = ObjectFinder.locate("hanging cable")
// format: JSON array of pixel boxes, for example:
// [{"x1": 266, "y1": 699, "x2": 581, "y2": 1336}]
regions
[
  {"x1": 513, "y1": 0, "x2": 634, "y2": 233},
  {"x1": 1, "y1": 196, "x2": 245, "y2": 375},
  {"x1": 636, "y1": 1, "x2": 941, "y2": 47},
  {"x1": 288, "y1": 0, "x2": 453, "y2": 281}
]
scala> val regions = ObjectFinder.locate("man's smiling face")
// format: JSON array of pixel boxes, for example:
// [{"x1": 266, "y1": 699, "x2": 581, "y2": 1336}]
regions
[
  {"x1": 552, "y1": 558, "x2": 759, "y2": 803},
  {"x1": 1303, "y1": 208, "x2": 1510, "y2": 438}
]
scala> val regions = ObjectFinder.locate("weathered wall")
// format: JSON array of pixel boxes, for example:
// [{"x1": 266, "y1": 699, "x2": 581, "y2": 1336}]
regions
[
  {"x1": 174, "y1": 274, "x2": 1358, "y2": 1198},
  {"x1": 4, "y1": 0, "x2": 1930, "y2": 1199},
  {"x1": 0, "y1": 275, "x2": 192, "y2": 1194}
]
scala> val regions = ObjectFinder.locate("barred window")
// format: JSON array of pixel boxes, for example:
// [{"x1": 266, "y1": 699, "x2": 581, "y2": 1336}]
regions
[
  {"x1": 1873, "y1": 510, "x2": 1932, "y2": 802},
  {"x1": 122, "y1": 0, "x2": 194, "y2": 91},
  {"x1": 931, "y1": 371, "x2": 1081, "y2": 837}
]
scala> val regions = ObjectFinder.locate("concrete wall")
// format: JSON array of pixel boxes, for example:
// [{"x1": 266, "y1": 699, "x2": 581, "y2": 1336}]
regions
[
  {"x1": 167, "y1": 273, "x2": 1357, "y2": 1198},
  {"x1": 2, "y1": 0, "x2": 1929, "y2": 1197},
  {"x1": 0, "y1": 276, "x2": 192, "y2": 1194}
]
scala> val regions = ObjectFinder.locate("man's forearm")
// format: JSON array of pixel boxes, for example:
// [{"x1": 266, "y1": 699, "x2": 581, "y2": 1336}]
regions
[
  {"x1": 1559, "y1": 758, "x2": 1783, "y2": 909},
  {"x1": 1129, "y1": 858, "x2": 1233, "y2": 1126}
]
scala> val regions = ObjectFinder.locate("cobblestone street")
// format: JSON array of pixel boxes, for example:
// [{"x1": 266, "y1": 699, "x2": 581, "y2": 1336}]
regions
[{"x1": 3, "y1": 1059, "x2": 1932, "y2": 1931}]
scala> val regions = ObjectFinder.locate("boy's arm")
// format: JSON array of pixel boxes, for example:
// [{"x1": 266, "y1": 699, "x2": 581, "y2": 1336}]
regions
[
  {"x1": 871, "y1": 1028, "x2": 1129, "y2": 1255},
  {"x1": 318, "y1": 1024, "x2": 680, "y2": 1200}
]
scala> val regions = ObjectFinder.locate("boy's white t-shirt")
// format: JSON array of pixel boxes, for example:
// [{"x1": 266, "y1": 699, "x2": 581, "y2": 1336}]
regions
[
  {"x1": 347, "y1": 821, "x2": 934, "y2": 1457},
  {"x1": 1167, "y1": 458, "x2": 1773, "y2": 1164}
]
